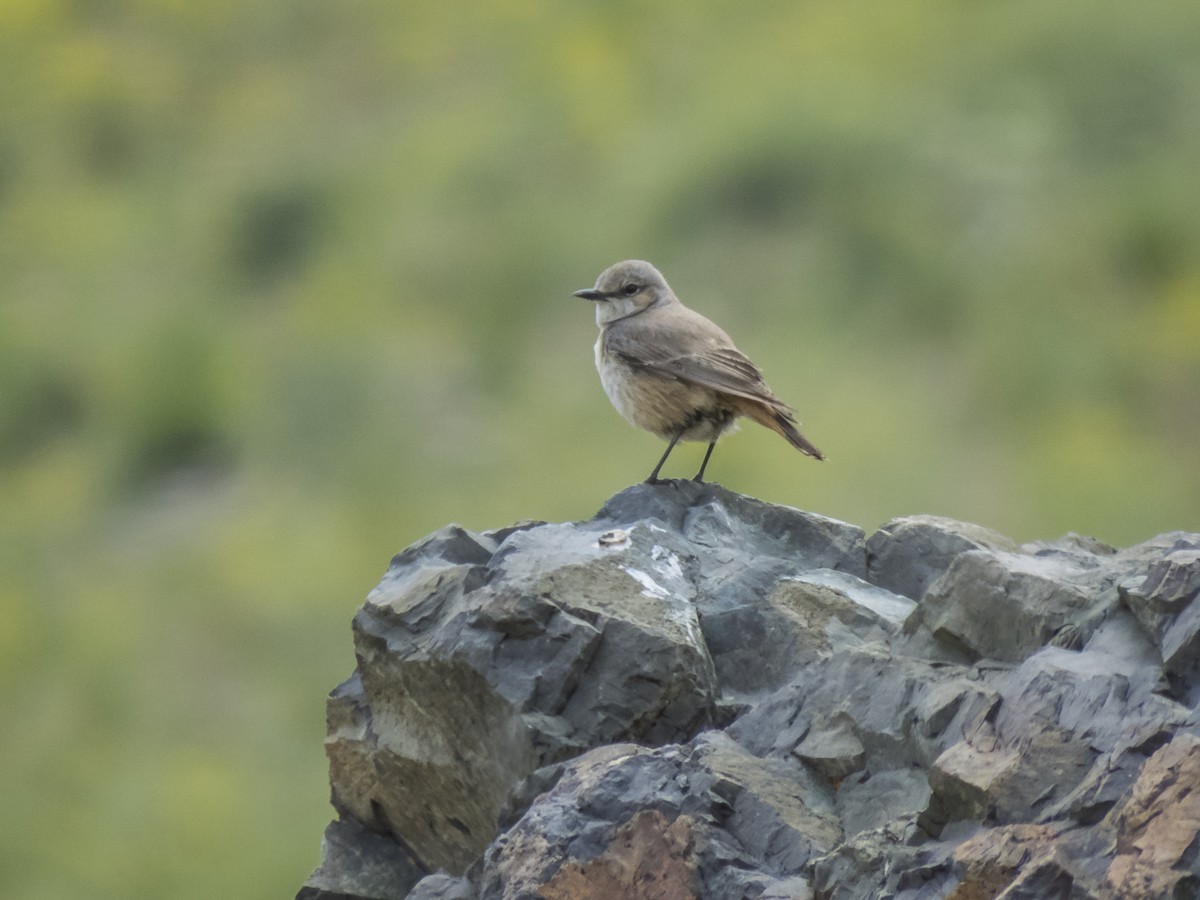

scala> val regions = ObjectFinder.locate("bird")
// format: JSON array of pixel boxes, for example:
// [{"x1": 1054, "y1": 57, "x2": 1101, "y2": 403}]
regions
[{"x1": 573, "y1": 260, "x2": 824, "y2": 484}]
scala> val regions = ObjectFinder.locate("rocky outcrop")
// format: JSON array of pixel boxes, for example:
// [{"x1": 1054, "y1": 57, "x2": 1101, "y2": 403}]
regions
[{"x1": 297, "y1": 481, "x2": 1200, "y2": 899}]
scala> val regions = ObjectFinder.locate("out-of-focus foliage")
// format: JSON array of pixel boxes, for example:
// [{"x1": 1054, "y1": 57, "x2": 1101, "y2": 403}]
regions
[{"x1": 1, "y1": 1, "x2": 1197, "y2": 897}]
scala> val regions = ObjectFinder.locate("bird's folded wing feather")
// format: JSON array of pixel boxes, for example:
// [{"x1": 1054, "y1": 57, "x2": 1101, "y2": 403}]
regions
[{"x1": 606, "y1": 321, "x2": 793, "y2": 412}]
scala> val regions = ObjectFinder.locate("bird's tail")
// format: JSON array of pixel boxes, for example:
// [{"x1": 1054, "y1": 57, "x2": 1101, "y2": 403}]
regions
[{"x1": 739, "y1": 400, "x2": 826, "y2": 461}]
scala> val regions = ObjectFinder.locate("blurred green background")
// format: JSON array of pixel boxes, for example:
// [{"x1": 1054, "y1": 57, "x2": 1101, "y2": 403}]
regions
[{"x1": 2, "y1": 1, "x2": 1198, "y2": 897}]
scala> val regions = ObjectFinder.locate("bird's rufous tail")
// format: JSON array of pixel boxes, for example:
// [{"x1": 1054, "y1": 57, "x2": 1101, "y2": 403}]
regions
[{"x1": 738, "y1": 400, "x2": 825, "y2": 460}]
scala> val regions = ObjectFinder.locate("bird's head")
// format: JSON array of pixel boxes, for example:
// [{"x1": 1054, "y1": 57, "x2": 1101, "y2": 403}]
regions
[{"x1": 573, "y1": 259, "x2": 674, "y2": 325}]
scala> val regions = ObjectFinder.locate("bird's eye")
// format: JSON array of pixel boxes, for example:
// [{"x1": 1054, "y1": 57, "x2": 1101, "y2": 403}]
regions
[{"x1": 622, "y1": 283, "x2": 640, "y2": 296}]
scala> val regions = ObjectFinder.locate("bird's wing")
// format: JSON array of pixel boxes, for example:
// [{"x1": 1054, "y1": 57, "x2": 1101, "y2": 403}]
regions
[{"x1": 606, "y1": 318, "x2": 793, "y2": 412}]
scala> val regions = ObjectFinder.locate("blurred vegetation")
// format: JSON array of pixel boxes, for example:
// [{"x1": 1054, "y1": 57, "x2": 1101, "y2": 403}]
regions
[{"x1": 1, "y1": 1, "x2": 1198, "y2": 897}]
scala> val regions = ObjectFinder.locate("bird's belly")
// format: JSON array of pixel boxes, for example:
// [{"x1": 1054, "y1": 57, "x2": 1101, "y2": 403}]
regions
[{"x1": 595, "y1": 341, "x2": 734, "y2": 442}]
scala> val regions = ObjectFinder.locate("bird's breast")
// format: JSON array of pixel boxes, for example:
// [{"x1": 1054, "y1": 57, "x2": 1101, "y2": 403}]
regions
[{"x1": 594, "y1": 332, "x2": 734, "y2": 441}]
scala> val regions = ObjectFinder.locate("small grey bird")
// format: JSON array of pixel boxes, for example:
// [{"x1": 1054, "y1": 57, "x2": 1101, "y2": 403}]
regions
[{"x1": 574, "y1": 260, "x2": 824, "y2": 484}]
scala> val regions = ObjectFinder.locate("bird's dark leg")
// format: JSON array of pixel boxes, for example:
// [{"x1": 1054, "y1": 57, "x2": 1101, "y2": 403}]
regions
[
  {"x1": 693, "y1": 439, "x2": 718, "y2": 483},
  {"x1": 646, "y1": 427, "x2": 685, "y2": 484}
]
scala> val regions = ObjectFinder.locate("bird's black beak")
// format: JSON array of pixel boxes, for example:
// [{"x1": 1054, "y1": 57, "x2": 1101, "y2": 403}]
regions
[{"x1": 573, "y1": 288, "x2": 606, "y2": 301}]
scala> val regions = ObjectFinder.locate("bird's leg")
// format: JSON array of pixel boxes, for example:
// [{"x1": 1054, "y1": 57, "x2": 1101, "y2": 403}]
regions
[
  {"x1": 646, "y1": 427, "x2": 685, "y2": 484},
  {"x1": 693, "y1": 439, "x2": 718, "y2": 483}
]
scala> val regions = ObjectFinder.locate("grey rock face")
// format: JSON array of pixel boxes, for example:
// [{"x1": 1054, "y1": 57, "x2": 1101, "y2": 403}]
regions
[
  {"x1": 866, "y1": 514, "x2": 1016, "y2": 601},
  {"x1": 914, "y1": 549, "x2": 1101, "y2": 662},
  {"x1": 297, "y1": 817, "x2": 424, "y2": 900},
  {"x1": 1120, "y1": 541, "x2": 1200, "y2": 703},
  {"x1": 298, "y1": 482, "x2": 1200, "y2": 900}
]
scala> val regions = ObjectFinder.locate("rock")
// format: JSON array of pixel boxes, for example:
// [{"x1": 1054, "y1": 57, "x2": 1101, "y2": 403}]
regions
[
  {"x1": 809, "y1": 823, "x2": 961, "y2": 900},
  {"x1": 476, "y1": 735, "x2": 837, "y2": 900},
  {"x1": 297, "y1": 483, "x2": 1200, "y2": 900},
  {"x1": 927, "y1": 737, "x2": 1021, "y2": 826},
  {"x1": 1120, "y1": 546, "x2": 1200, "y2": 634},
  {"x1": 534, "y1": 809, "x2": 701, "y2": 900},
  {"x1": 296, "y1": 818, "x2": 425, "y2": 900},
  {"x1": 403, "y1": 873, "x2": 474, "y2": 900},
  {"x1": 913, "y1": 549, "x2": 1105, "y2": 663},
  {"x1": 333, "y1": 515, "x2": 724, "y2": 874},
  {"x1": 866, "y1": 515, "x2": 1016, "y2": 601},
  {"x1": 923, "y1": 644, "x2": 1190, "y2": 833},
  {"x1": 835, "y1": 768, "x2": 931, "y2": 836},
  {"x1": 1120, "y1": 545, "x2": 1200, "y2": 702},
  {"x1": 483, "y1": 521, "x2": 717, "y2": 750},
  {"x1": 949, "y1": 823, "x2": 1084, "y2": 899},
  {"x1": 700, "y1": 569, "x2": 914, "y2": 704},
  {"x1": 797, "y1": 718, "x2": 868, "y2": 781},
  {"x1": 597, "y1": 480, "x2": 867, "y2": 577},
  {"x1": 1163, "y1": 601, "x2": 1200, "y2": 703},
  {"x1": 729, "y1": 647, "x2": 998, "y2": 774},
  {"x1": 921, "y1": 733, "x2": 1200, "y2": 898},
  {"x1": 695, "y1": 731, "x2": 841, "y2": 874},
  {"x1": 1097, "y1": 733, "x2": 1200, "y2": 898}
]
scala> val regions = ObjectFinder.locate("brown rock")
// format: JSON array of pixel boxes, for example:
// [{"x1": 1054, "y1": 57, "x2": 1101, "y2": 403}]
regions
[
  {"x1": 1101, "y1": 733, "x2": 1200, "y2": 899},
  {"x1": 948, "y1": 824, "x2": 1070, "y2": 899},
  {"x1": 537, "y1": 810, "x2": 699, "y2": 900}
]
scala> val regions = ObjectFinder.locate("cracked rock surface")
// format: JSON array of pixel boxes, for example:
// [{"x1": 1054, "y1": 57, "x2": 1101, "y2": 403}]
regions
[{"x1": 297, "y1": 482, "x2": 1200, "y2": 899}]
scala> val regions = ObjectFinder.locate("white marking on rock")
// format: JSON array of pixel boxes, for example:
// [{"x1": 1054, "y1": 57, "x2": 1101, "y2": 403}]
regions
[
  {"x1": 650, "y1": 544, "x2": 685, "y2": 582},
  {"x1": 622, "y1": 566, "x2": 670, "y2": 599}
]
